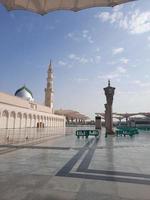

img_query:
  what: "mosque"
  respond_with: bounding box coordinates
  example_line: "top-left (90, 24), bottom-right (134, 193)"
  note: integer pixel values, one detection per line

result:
top-left (0, 62), bottom-right (65, 130)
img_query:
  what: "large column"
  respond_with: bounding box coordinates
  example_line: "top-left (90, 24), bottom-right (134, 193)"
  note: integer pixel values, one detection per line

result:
top-left (104, 80), bottom-right (115, 135)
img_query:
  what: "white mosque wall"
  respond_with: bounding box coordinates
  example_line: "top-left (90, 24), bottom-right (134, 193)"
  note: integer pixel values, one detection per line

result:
top-left (0, 92), bottom-right (66, 133)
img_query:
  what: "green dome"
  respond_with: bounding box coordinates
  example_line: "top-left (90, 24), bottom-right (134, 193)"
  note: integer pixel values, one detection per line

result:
top-left (15, 86), bottom-right (34, 101)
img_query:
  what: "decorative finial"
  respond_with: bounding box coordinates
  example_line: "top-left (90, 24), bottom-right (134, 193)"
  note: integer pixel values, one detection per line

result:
top-left (108, 80), bottom-right (110, 87)
top-left (48, 59), bottom-right (52, 71)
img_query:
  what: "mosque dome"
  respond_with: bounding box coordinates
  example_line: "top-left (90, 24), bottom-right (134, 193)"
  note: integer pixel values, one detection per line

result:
top-left (15, 86), bottom-right (34, 101)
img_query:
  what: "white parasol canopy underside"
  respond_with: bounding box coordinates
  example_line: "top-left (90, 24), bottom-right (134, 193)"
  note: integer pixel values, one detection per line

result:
top-left (0, 0), bottom-right (136, 14)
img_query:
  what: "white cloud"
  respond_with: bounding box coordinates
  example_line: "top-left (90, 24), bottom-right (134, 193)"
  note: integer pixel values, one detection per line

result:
top-left (107, 61), bottom-right (117, 65)
top-left (113, 47), bottom-right (124, 55)
top-left (120, 10), bottom-right (150, 34)
top-left (67, 30), bottom-right (94, 44)
top-left (95, 47), bottom-right (100, 52)
top-left (96, 11), bottom-right (123, 24)
top-left (117, 66), bottom-right (126, 73)
top-left (131, 64), bottom-right (137, 68)
top-left (133, 80), bottom-right (150, 87)
top-left (120, 58), bottom-right (129, 64)
top-left (68, 54), bottom-right (88, 64)
top-left (67, 32), bottom-right (79, 41)
top-left (133, 80), bottom-right (142, 84)
top-left (113, 4), bottom-right (124, 12)
top-left (98, 64), bottom-right (127, 81)
top-left (98, 73), bottom-right (119, 80)
top-left (145, 75), bottom-right (150, 79)
top-left (96, 9), bottom-right (150, 34)
top-left (97, 12), bottom-right (110, 22)
top-left (82, 30), bottom-right (94, 44)
top-left (58, 60), bottom-right (67, 66)
top-left (69, 54), bottom-right (77, 59)
top-left (79, 58), bottom-right (88, 64)
top-left (95, 55), bottom-right (101, 63)
top-left (68, 53), bottom-right (101, 65)
top-left (57, 51), bottom-right (102, 69)
top-left (75, 78), bottom-right (88, 83)
top-left (108, 57), bottom-right (129, 66)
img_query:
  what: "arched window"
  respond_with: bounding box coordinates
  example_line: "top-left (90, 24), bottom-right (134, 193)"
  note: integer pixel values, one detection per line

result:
top-left (22, 113), bottom-right (27, 128)
top-left (9, 111), bottom-right (16, 129)
top-left (2, 110), bottom-right (9, 117)
top-left (28, 114), bottom-right (32, 119)
top-left (17, 112), bottom-right (22, 119)
top-left (23, 113), bottom-right (27, 119)
top-left (1, 110), bottom-right (9, 129)
top-left (17, 112), bottom-right (22, 129)
top-left (10, 111), bottom-right (16, 118)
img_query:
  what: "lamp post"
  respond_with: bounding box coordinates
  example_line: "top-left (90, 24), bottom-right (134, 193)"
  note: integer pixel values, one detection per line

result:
top-left (104, 80), bottom-right (115, 135)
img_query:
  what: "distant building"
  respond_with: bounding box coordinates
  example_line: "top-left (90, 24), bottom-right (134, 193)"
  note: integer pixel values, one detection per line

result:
top-left (0, 62), bottom-right (65, 130)
top-left (55, 109), bottom-right (89, 124)
top-left (129, 117), bottom-right (150, 127)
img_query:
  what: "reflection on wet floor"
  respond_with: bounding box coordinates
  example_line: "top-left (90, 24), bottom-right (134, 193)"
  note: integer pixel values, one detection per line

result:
top-left (0, 126), bottom-right (95, 145)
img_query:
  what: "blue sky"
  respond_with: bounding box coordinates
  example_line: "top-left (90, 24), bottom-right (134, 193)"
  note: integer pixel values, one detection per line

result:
top-left (0, 0), bottom-right (150, 119)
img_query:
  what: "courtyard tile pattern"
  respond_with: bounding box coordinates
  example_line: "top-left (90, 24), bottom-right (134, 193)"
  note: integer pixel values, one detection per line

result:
top-left (0, 128), bottom-right (150, 199)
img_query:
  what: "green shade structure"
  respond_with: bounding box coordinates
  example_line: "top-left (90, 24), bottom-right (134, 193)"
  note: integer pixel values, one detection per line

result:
top-left (0, 0), bottom-right (136, 15)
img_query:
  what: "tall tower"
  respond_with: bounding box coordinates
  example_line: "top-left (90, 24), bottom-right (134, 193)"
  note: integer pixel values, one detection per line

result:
top-left (104, 80), bottom-right (115, 135)
top-left (45, 61), bottom-right (53, 111)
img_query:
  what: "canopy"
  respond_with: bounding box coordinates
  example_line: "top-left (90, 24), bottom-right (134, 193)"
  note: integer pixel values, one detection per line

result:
top-left (0, 0), bottom-right (136, 15)
top-left (55, 109), bottom-right (89, 120)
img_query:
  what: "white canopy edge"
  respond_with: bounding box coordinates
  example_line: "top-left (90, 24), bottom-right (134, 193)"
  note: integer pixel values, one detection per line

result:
top-left (0, 0), bottom-right (137, 15)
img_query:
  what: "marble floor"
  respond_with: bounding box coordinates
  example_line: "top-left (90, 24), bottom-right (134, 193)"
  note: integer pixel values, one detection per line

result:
top-left (0, 128), bottom-right (150, 200)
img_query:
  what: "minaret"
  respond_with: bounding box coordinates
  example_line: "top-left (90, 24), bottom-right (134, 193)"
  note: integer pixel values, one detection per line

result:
top-left (45, 61), bottom-right (53, 111)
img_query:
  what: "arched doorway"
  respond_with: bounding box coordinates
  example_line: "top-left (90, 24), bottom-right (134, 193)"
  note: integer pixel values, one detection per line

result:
top-left (1, 110), bottom-right (9, 129)
top-left (28, 114), bottom-right (32, 128)
top-left (33, 115), bottom-right (36, 127)
top-left (22, 113), bottom-right (27, 128)
top-left (17, 112), bottom-right (22, 129)
top-left (9, 111), bottom-right (16, 129)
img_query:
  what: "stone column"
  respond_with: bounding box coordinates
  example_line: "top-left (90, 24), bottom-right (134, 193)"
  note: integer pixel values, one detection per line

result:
top-left (104, 80), bottom-right (115, 135)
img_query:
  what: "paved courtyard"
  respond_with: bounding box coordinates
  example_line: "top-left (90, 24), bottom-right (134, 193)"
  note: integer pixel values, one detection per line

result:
top-left (0, 128), bottom-right (150, 200)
